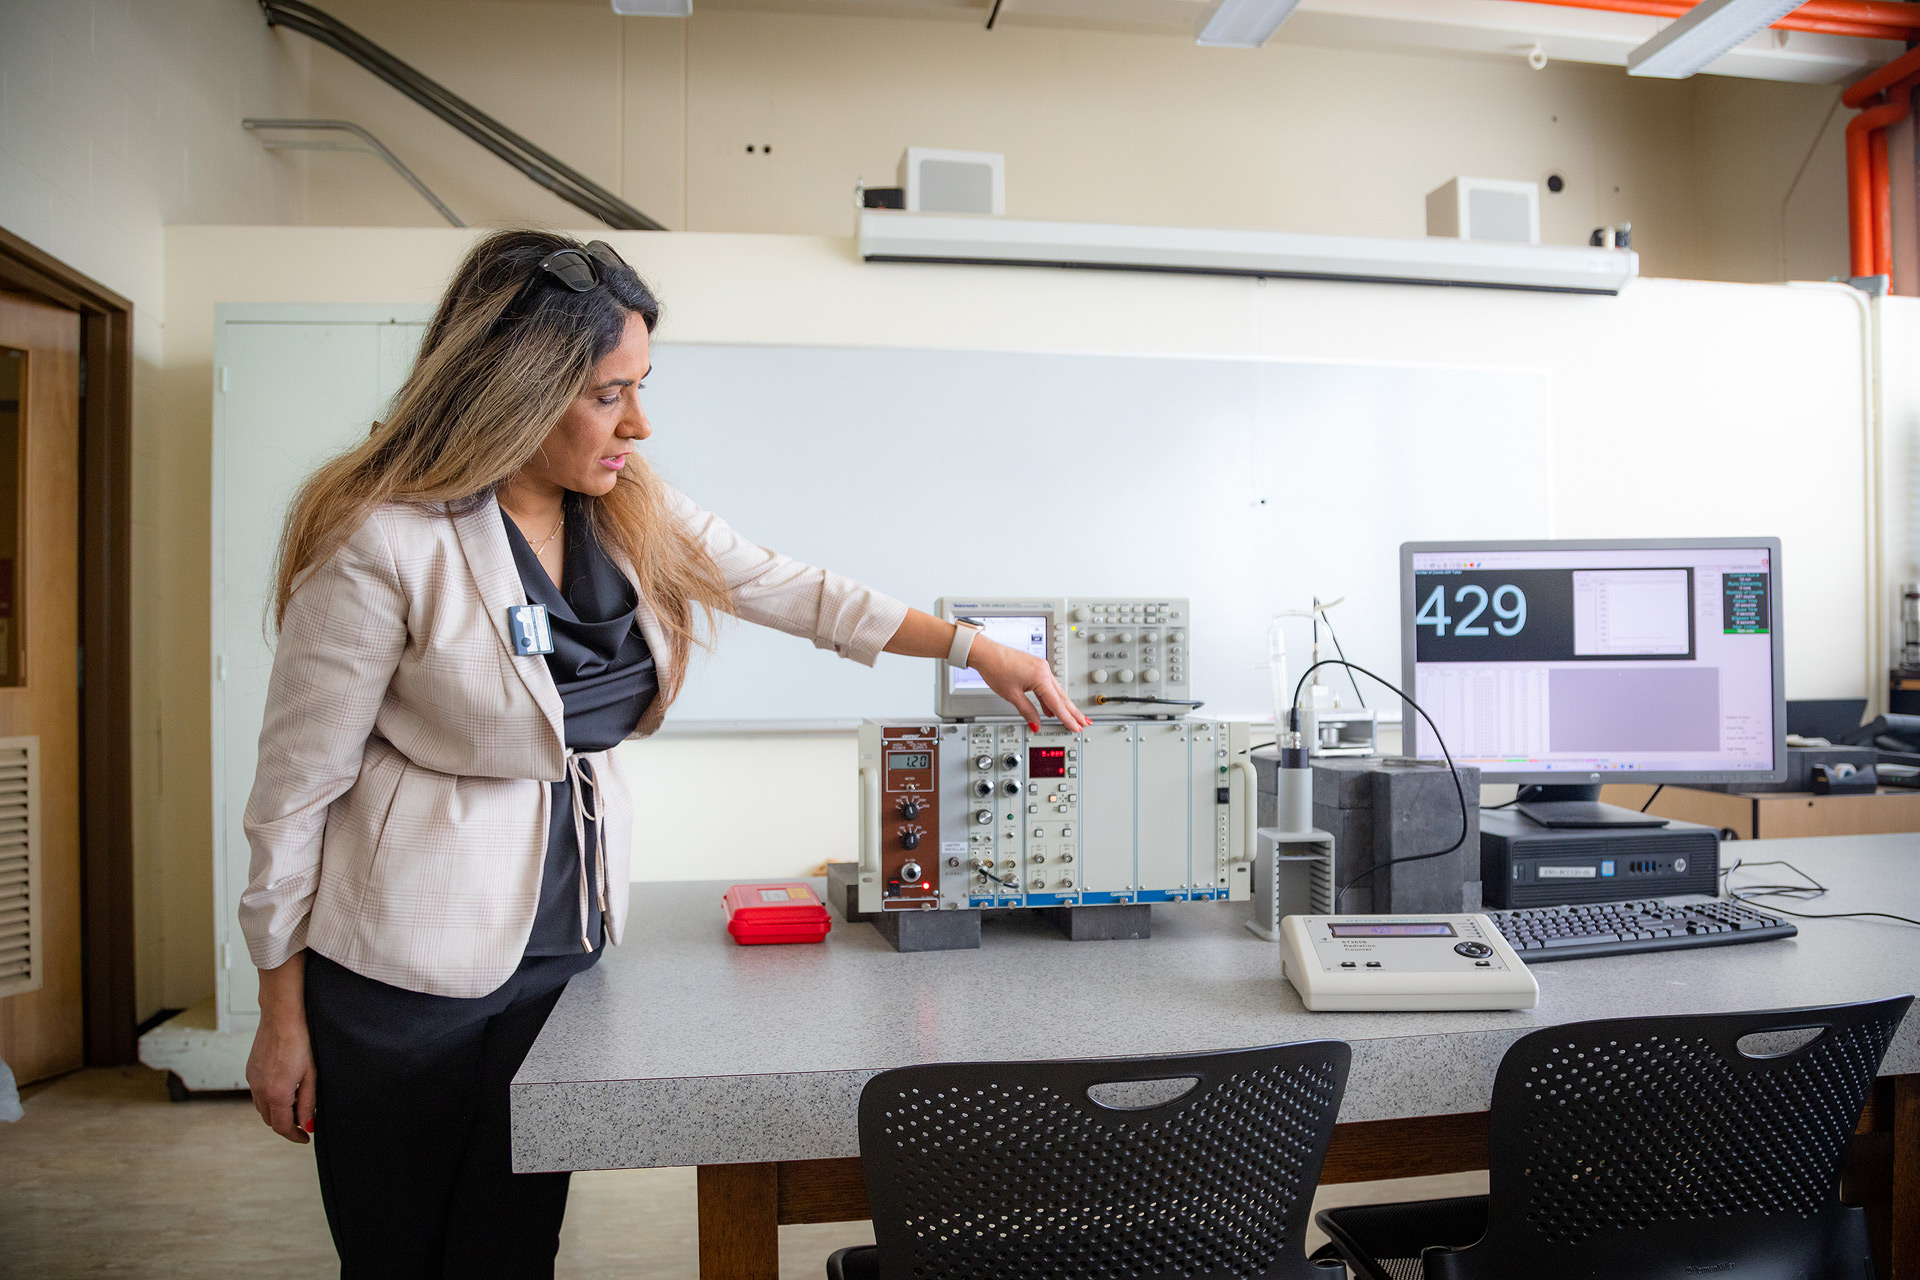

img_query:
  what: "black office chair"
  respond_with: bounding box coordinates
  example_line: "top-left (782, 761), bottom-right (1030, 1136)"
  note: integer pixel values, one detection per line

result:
top-left (1313, 996), bottom-right (1912, 1280)
top-left (827, 1041), bottom-right (1354, 1280)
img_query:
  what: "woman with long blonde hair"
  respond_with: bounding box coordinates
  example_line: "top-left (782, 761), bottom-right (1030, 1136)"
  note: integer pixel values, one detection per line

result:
top-left (240, 229), bottom-right (1087, 1274)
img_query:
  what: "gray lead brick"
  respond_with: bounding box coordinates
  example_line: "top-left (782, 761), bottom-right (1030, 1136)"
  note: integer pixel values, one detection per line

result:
top-left (1253, 750), bottom-right (1480, 915)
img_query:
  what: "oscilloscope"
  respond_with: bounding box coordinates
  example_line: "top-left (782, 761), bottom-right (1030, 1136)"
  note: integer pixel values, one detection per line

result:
top-left (935, 596), bottom-right (1195, 720)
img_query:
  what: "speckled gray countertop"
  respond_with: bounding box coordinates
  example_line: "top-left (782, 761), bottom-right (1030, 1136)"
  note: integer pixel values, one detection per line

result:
top-left (511, 833), bottom-right (1920, 1173)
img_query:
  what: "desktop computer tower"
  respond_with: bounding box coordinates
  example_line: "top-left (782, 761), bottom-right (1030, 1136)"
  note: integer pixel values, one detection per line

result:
top-left (1480, 809), bottom-right (1720, 908)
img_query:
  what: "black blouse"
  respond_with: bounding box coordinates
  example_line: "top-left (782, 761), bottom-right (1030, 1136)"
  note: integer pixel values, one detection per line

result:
top-left (503, 495), bottom-right (658, 956)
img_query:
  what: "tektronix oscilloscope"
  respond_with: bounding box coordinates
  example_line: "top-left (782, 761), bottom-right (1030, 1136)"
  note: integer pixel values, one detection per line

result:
top-left (934, 597), bottom-right (1196, 720)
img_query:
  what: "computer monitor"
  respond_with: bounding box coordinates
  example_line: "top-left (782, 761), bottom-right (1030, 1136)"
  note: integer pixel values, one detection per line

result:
top-left (1401, 539), bottom-right (1786, 824)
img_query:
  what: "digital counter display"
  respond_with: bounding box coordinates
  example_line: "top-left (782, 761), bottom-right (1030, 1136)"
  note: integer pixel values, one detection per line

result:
top-left (1029, 747), bottom-right (1067, 778)
top-left (886, 752), bottom-right (931, 770)
top-left (1328, 922), bottom-right (1457, 938)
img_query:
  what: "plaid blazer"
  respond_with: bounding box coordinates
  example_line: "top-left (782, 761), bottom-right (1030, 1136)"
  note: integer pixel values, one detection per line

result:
top-left (240, 489), bottom-right (908, 997)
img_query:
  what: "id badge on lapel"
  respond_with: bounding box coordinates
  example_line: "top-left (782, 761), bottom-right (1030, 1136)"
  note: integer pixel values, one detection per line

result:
top-left (508, 604), bottom-right (555, 656)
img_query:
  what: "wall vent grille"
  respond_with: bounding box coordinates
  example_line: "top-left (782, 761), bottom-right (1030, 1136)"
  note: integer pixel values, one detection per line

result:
top-left (0, 738), bottom-right (42, 999)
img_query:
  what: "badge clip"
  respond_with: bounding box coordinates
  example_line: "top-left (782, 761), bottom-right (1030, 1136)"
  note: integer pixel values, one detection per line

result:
top-left (508, 604), bottom-right (555, 656)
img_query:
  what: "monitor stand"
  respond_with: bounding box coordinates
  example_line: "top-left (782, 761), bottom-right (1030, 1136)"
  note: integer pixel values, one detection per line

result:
top-left (1515, 784), bottom-right (1670, 830)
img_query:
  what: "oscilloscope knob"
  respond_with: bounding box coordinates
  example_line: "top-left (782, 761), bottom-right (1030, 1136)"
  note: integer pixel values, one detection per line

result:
top-left (1090, 669), bottom-right (1110, 684)
top-left (1070, 608), bottom-right (1087, 622)
top-left (898, 797), bottom-right (923, 820)
top-left (1089, 631), bottom-right (1108, 644)
top-left (900, 861), bottom-right (924, 883)
top-left (1168, 629), bottom-right (1183, 642)
top-left (1142, 669), bottom-right (1160, 683)
top-left (899, 829), bottom-right (922, 851)
top-left (1114, 631), bottom-right (1133, 643)
top-left (1117, 668), bottom-right (1136, 683)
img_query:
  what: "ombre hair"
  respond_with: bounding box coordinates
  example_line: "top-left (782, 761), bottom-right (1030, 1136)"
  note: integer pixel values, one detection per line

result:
top-left (271, 228), bottom-right (731, 707)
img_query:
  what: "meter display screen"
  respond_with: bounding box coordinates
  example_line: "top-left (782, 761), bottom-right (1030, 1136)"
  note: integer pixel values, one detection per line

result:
top-left (1328, 922), bottom-right (1457, 938)
top-left (1029, 747), bottom-right (1067, 778)
top-left (886, 752), bottom-right (931, 770)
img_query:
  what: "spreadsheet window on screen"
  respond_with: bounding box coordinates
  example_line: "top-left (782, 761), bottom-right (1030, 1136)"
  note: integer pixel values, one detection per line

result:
top-left (1407, 545), bottom-right (1776, 777)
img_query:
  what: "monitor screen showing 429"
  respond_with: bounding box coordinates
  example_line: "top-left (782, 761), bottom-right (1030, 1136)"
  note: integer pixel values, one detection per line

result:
top-left (1404, 542), bottom-right (1779, 781)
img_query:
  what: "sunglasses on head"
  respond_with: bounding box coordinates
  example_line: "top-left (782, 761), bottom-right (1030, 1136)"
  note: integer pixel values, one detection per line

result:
top-left (537, 240), bottom-right (631, 292)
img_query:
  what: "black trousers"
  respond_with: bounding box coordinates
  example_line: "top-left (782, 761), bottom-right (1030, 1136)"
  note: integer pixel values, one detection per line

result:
top-left (304, 948), bottom-right (600, 1279)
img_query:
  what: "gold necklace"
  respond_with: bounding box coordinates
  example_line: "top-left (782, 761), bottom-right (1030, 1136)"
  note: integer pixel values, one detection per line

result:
top-left (528, 512), bottom-right (564, 555)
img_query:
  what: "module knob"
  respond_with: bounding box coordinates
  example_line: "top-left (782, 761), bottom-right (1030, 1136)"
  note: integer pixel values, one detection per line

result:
top-left (972, 779), bottom-right (992, 798)
top-left (974, 755), bottom-right (993, 772)
top-left (975, 808), bottom-right (993, 825)
top-left (1117, 669), bottom-right (1136, 683)
top-left (898, 797), bottom-right (922, 819)
top-left (1001, 779), bottom-right (1022, 797)
top-left (1001, 753), bottom-right (1021, 772)
top-left (899, 829), bottom-right (922, 850)
top-left (900, 861), bottom-right (923, 883)
top-left (1090, 669), bottom-right (1110, 685)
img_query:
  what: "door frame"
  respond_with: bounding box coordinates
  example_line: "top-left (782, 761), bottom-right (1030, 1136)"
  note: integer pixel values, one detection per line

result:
top-left (0, 226), bottom-right (135, 1066)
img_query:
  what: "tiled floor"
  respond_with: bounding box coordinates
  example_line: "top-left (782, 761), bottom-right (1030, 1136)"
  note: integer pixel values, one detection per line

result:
top-left (0, 1066), bottom-right (1486, 1278)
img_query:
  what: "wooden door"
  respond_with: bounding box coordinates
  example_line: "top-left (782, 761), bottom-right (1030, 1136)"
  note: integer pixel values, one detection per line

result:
top-left (0, 290), bottom-right (82, 1085)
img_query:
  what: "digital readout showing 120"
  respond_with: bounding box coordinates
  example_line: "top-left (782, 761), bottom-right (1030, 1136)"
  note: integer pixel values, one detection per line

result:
top-left (886, 752), bottom-right (931, 770)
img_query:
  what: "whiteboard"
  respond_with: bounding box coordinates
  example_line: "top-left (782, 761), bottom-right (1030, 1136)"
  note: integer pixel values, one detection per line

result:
top-left (639, 344), bottom-right (1551, 723)
top-left (212, 314), bottom-right (1550, 750)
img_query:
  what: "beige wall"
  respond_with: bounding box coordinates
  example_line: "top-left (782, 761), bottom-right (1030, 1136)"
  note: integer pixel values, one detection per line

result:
top-left (302, 0), bottom-right (1849, 283)
top-left (0, 0), bottom-right (310, 1022)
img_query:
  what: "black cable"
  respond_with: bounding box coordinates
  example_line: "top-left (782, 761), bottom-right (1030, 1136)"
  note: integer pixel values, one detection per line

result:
top-left (1639, 784), bottom-right (1665, 813)
top-left (1721, 857), bottom-right (1920, 927)
top-left (1316, 608), bottom-right (1366, 709)
top-left (1092, 695), bottom-right (1206, 709)
top-left (972, 860), bottom-right (1019, 890)
top-left (1287, 659), bottom-right (1468, 913)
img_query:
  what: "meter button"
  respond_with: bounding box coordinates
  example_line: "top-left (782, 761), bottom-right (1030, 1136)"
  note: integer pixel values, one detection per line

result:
top-left (1453, 941), bottom-right (1494, 959)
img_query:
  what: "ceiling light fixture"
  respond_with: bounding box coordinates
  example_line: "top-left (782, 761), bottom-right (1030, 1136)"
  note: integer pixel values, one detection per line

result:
top-left (1195, 0), bottom-right (1304, 49)
top-left (611, 0), bottom-right (691, 15)
top-left (1626, 0), bottom-right (1804, 78)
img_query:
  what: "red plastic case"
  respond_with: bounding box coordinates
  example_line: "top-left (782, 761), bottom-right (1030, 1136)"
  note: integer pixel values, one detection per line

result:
top-left (723, 882), bottom-right (832, 946)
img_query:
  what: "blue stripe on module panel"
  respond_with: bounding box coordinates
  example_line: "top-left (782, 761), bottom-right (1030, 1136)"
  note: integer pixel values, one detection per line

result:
top-left (1136, 889), bottom-right (1175, 903)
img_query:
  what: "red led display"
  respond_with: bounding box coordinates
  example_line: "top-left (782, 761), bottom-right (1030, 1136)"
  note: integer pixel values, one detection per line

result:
top-left (1029, 747), bottom-right (1067, 778)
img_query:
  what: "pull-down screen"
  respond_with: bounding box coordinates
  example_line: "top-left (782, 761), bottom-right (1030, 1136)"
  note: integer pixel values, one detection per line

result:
top-left (1407, 545), bottom-right (1776, 778)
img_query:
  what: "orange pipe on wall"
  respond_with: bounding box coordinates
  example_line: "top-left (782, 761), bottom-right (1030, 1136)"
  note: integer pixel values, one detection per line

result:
top-left (1844, 42), bottom-right (1920, 106)
top-left (1846, 93), bottom-right (1913, 278)
top-left (1515, 0), bottom-right (1917, 40)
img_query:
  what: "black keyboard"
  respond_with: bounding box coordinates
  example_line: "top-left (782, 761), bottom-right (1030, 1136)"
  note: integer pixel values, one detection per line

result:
top-left (1485, 898), bottom-right (1797, 962)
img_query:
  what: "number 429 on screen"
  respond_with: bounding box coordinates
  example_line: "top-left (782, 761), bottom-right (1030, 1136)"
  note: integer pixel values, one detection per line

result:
top-left (1417, 584), bottom-right (1526, 637)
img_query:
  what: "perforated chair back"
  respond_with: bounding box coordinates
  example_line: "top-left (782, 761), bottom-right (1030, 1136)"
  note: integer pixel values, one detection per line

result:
top-left (1428, 996), bottom-right (1912, 1280)
top-left (854, 1041), bottom-right (1352, 1280)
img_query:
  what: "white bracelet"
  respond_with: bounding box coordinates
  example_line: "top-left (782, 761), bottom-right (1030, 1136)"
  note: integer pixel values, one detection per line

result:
top-left (947, 621), bottom-right (980, 668)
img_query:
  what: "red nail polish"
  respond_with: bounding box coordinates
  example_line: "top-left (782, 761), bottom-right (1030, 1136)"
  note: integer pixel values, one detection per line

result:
top-left (305, 1118), bottom-right (315, 1133)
